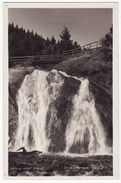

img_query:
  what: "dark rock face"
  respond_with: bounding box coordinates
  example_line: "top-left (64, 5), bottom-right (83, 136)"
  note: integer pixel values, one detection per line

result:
top-left (9, 99), bottom-right (18, 147)
top-left (89, 82), bottom-right (112, 147)
top-left (9, 80), bottom-right (24, 147)
top-left (46, 73), bottom-right (81, 152)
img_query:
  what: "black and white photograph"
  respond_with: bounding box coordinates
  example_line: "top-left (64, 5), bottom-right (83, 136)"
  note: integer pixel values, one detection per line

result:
top-left (4, 2), bottom-right (119, 178)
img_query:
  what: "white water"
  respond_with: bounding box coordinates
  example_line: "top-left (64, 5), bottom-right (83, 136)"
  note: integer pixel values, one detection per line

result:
top-left (65, 78), bottom-right (108, 154)
top-left (13, 70), bottom-right (49, 151)
top-left (12, 69), bottom-right (108, 154)
top-left (12, 69), bottom-right (64, 152)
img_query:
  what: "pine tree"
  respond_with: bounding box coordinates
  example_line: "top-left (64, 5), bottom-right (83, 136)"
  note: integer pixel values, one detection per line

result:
top-left (51, 36), bottom-right (56, 45)
top-left (59, 26), bottom-right (73, 53)
top-left (100, 26), bottom-right (112, 62)
top-left (8, 23), bottom-right (81, 57)
top-left (50, 36), bottom-right (56, 54)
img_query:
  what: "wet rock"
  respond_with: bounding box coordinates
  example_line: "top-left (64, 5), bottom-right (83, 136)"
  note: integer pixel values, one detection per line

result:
top-left (89, 70), bottom-right (112, 147)
top-left (9, 99), bottom-right (18, 148)
top-left (46, 74), bottom-right (81, 152)
top-left (9, 152), bottom-right (113, 176)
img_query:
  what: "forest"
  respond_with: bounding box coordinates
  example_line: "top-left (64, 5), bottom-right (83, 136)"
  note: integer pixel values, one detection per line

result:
top-left (8, 23), bottom-right (80, 57)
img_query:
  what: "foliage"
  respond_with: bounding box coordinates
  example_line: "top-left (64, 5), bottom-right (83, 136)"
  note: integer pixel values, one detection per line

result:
top-left (59, 26), bottom-right (73, 53)
top-left (8, 23), bottom-right (80, 57)
top-left (100, 27), bottom-right (112, 62)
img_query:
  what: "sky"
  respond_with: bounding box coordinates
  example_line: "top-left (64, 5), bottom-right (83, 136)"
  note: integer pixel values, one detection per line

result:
top-left (9, 8), bottom-right (112, 45)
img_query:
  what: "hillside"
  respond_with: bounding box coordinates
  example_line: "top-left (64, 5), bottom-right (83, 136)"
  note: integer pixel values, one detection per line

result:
top-left (54, 51), bottom-right (112, 95)
top-left (54, 52), bottom-right (112, 147)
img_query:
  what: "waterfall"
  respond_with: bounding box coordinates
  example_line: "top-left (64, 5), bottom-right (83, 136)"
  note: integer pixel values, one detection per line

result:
top-left (65, 78), bottom-right (108, 154)
top-left (12, 70), bottom-right (50, 151)
top-left (12, 69), bottom-right (64, 152)
top-left (12, 69), bottom-right (108, 154)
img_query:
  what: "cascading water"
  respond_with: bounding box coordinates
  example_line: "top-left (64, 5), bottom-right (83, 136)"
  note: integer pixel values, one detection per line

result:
top-left (12, 70), bottom-right (50, 151)
top-left (12, 69), bottom-right (64, 152)
top-left (12, 69), bottom-right (108, 155)
top-left (65, 78), bottom-right (108, 154)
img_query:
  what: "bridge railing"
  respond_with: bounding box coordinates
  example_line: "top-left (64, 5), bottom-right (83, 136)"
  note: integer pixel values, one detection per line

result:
top-left (63, 41), bottom-right (102, 59)
top-left (63, 46), bottom-right (82, 58)
top-left (9, 41), bottom-right (102, 65)
top-left (82, 41), bottom-right (102, 50)
top-left (9, 54), bottom-right (63, 65)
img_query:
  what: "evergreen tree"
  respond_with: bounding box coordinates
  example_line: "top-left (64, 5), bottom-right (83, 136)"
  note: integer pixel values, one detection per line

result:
top-left (100, 26), bottom-right (112, 62)
top-left (59, 26), bottom-right (73, 53)
top-left (50, 36), bottom-right (56, 54)
top-left (45, 37), bottom-right (52, 54)
top-left (45, 37), bottom-right (50, 47)
top-left (56, 40), bottom-right (61, 54)
top-left (8, 23), bottom-right (81, 57)
top-left (51, 36), bottom-right (56, 45)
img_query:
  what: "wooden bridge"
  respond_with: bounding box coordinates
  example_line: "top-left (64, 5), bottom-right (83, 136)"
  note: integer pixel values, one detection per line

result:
top-left (9, 54), bottom-right (63, 66)
top-left (9, 41), bottom-right (102, 66)
top-left (63, 41), bottom-right (102, 59)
